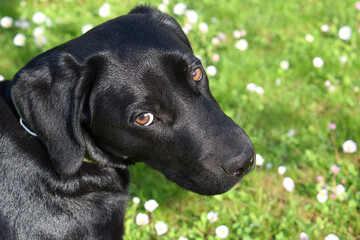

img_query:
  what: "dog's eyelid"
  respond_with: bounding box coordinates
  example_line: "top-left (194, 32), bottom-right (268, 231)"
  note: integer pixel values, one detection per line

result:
top-left (191, 57), bottom-right (202, 65)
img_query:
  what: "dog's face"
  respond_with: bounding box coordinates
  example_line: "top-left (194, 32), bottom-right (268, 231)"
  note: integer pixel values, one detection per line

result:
top-left (11, 6), bottom-right (255, 195)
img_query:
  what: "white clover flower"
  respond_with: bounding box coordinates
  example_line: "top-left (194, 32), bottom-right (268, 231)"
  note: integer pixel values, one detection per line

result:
top-left (233, 29), bottom-right (242, 39)
top-left (0, 75), bottom-right (4, 81)
top-left (255, 86), bottom-right (264, 95)
top-left (33, 26), bottom-right (44, 37)
top-left (13, 33), bottom-right (26, 47)
top-left (335, 184), bottom-right (345, 196)
top-left (135, 213), bottom-right (149, 226)
top-left (14, 20), bottom-right (21, 27)
top-left (182, 23), bottom-right (193, 34)
top-left (144, 199), bottom-right (159, 212)
top-left (354, 86), bottom-right (359, 92)
top-left (155, 221), bottom-right (168, 235)
top-left (266, 162), bottom-right (273, 169)
top-left (235, 39), bottom-right (248, 51)
top-left (280, 60), bottom-right (290, 70)
top-left (82, 24), bottom-right (93, 34)
top-left (199, 22), bottom-right (209, 34)
top-left (173, 3), bottom-right (187, 15)
top-left (313, 57), bottom-right (324, 68)
top-left (321, 24), bottom-right (330, 33)
top-left (179, 237), bottom-right (188, 240)
top-left (185, 10), bottom-right (198, 23)
top-left (212, 37), bottom-right (220, 46)
top-left (277, 166), bottom-right (287, 175)
top-left (163, 0), bottom-right (170, 5)
top-left (276, 78), bottom-right (281, 86)
top-left (283, 177), bottom-right (295, 192)
top-left (132, 197), bottom-right (140, 205)
top-left (246, 83), bottom-right (257, 92)
top-left (330, 165), bottom-right (340, 174)
top-left (324, 234), bottom-right (340, 240)
top-left (339, 56), bottom-right (347, 63)
top-left (45, 17), bottom-right (52, 27)
top-left (32, 12), bottom-right (46, 24)
top-left (1, 16), bottom-right (13, 28)
top-left (255, 153), bottom-right (264, 166)
top-left (305, 34), bottom-right (314, 42)
top-left (158, 3), bottom-right (166, 12)
top-left (240, 29), bottom-right (247, 37)
top-left (287, 128), bottom-right (295, 137)
top-left (206, 65), bottom-right (217, 77)
top-left (218, 32), bottom-right (227, 41)
top-left (35, 35), bottom-right (47, 47)
top-left (300, 232), bottom-right (309, 240)
top-left (329, 123), bottom-right (337, 130)
top-left (338, 26), bottom-right (352, 41)
top-left (184, 23), bottom-right (193, 31)
top-left (317, 189), bottom-right (328, 203)
top-left (206, 211), bottom-right (218, 223)
top-left (211, 54), bottom-right (220, 63)
top-left (215, 225), bottom-right (229, 239)
top-left (20, 20), bottom-right (30, 29)
top-left (342, 140), bottom-right (357, 153)
top-left (328, 85), bottom-right (336, 92)
top-left (324, 80), bottom-right (331, 87)
top-left (99, 3), bottom-right (111, 18)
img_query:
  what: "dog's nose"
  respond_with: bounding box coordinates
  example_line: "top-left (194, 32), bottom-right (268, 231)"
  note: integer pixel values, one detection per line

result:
top-left (222, 149), bottom-right (255, 178)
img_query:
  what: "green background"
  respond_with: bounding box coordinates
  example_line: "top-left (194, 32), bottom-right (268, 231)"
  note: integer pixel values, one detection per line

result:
top-left (0, 0), bottom-right (359, 239)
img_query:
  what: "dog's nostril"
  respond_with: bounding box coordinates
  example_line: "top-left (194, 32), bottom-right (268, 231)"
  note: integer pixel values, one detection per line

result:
top-left (222, 161), bottom-right (251, 178)
top-left (222, 149), bottom-right (255, 177)
top-left (233, 168), bottom-right (246, 177)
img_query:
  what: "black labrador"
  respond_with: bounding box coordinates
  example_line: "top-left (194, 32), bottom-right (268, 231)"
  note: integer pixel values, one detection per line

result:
top-left (0, 6), bottom-right (255, 239)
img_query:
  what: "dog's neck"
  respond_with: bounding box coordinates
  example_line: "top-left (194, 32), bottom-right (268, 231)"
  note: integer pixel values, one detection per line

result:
top-left (17, 116), bottom-right (103, 166)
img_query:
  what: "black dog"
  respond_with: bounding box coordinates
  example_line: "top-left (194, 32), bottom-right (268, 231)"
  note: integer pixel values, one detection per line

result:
top-left (0, 6), bottom-right (255, 239)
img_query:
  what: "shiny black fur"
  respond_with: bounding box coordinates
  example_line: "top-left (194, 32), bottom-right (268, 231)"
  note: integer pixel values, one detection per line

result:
top-left (0, 6), bottom-right (255, 239)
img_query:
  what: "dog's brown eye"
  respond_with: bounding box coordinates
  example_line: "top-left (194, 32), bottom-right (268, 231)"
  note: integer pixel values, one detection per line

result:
top-left (192, 68), bottom-right (202, 82)
top-left (135, 113), bottom-right (156, 127)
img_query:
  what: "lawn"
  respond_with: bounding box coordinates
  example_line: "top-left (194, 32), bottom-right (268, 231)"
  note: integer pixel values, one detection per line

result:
top-left (0, 0), bottom-right (359, 239)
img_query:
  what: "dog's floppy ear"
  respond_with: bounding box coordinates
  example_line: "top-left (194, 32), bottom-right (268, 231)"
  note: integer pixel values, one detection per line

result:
top-left (11, 50), bottom-right (105, 176)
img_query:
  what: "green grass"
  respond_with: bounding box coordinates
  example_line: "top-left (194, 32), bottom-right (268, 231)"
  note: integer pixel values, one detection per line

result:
top-left (1, 0), bottom-right (359, 239)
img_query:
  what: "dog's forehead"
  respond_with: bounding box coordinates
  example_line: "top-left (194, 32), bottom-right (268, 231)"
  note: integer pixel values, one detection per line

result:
top-left (79, 12), bottom-right (191, 55)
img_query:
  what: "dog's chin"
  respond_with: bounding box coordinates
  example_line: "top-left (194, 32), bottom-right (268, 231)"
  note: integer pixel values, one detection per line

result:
top-left (183, 183), bottom-right (236, 196)
top-left (161, 172), bottom-right (242, 196)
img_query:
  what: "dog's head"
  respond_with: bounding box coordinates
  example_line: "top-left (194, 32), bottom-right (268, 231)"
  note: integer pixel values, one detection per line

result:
top-left (11, 6), bottom-right (255, 195)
